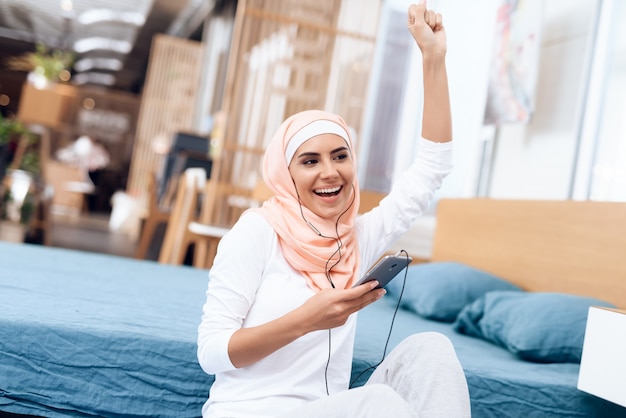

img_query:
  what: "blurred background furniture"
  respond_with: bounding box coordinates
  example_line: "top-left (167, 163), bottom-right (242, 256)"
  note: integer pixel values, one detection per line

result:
top-left (158, 168), bottom-right (207, 265)
top-left (44, 160), bottom-right (86, 217)
top-left (157, 132), bottom-right (212, 199)
top-left (133, 172), bottom-right (171, 260)
top-left (159, 131), bottom-right (212, 203)
top-left (134, 131), bottom-right (212, 261)
top-left (358, 189), bottom-right (385, 214)
top-left (578, 306), bottom-right (626, 408)
top-left (185, 178), bottom-right (273, 268)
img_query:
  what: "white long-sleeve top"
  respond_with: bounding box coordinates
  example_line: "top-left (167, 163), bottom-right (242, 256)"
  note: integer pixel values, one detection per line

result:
top-left (197, 138), bottom-right (452, 418)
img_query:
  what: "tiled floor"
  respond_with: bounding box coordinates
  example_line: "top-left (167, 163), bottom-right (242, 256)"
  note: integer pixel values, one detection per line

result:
top-left (47, 212), bottom-right (138, 258)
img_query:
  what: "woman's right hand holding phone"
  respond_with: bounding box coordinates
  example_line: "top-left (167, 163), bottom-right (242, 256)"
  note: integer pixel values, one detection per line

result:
top-left (296, 280), bottom-right (385, 332)
top-left (228, 280), bottom-right (384, 368)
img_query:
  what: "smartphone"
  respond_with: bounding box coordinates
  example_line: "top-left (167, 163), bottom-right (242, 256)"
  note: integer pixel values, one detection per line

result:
top-left (352, 252), bottom-right (412, 289)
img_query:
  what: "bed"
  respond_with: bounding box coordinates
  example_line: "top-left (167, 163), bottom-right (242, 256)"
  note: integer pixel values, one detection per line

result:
top-left (353, 198), bottom-right (626, 417)
top-left (1, 198), bottom-right (625, 417)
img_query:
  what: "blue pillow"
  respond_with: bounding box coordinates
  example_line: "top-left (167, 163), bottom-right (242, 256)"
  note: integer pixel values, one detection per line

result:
top-left (385, 262), bottom-right (521, 322)
top-left (453, 291), bottom-right (615, 363)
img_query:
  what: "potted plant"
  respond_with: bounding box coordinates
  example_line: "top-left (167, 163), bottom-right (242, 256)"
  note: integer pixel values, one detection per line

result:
top-left (0, 114), bottom-right (40, 242)
top-left (0, 114), bottom-right (39, 178)
top-left (6, 43), bottom-right (74, 86)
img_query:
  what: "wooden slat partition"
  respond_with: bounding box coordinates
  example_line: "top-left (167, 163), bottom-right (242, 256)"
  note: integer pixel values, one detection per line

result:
top-left (431, 198), bottom-right (626, 307)
top-left (127, 35), bottom-right (206, 213)
top-left (205, 0), bottom-right (381, 229)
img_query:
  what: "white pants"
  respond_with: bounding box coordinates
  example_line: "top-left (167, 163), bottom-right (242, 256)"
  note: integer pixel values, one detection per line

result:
top-left (282, 332), bottom-right (471, 418)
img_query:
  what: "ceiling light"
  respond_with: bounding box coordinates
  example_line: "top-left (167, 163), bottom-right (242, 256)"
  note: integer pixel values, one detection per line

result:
top-left (73, 72), bottom-right (116, 86)
top-left (73, 38), bottom-right (132, 54)
top-left (0, 94), bottom-right (11, 107)
top-left (78, 9), bottom-right (146, 26)
top-left (82, 98), bottom-right (96, 110)
top-left (58, 69), bottom-right (72, 82)
top-left (60, 0), bottom-right (73, 12)
top-left (74, 57), bottom-right (124, 72)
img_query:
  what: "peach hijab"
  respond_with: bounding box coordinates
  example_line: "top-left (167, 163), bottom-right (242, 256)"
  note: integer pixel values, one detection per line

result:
top-left (253, 110), bottom-right (361, 291)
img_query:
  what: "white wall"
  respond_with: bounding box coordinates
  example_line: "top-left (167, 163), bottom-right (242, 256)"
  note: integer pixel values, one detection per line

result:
top-left (384, 0), bottom-right (500, 199)
top-left (388, 0), bottom-right (603, 257)
top-left (488, 0), bottom-right (601, 200)
top-left (389, 0), bottom-right (602, 201)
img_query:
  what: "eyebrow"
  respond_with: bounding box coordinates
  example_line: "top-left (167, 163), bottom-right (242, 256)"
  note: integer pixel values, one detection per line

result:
top-left (296, 146), bottom-right (349, 159)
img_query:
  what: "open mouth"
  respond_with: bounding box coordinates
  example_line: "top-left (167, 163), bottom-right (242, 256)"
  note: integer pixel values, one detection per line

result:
top-left (314, 185), bottom-right (342, 197)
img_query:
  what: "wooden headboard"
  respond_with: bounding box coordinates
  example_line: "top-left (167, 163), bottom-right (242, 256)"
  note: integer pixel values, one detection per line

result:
top-left (431, 199), bottom-right (626, 308)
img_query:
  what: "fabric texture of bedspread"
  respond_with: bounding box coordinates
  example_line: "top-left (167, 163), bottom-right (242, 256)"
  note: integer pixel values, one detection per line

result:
top-left (0, 242), bottom-right (213, 418)
top-left (3, 242), bottom-right (626, 418)
top-left (353, 296), bottom-right (626, 418)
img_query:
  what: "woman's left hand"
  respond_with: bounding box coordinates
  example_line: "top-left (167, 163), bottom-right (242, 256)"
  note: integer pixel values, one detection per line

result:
top-left (407, 1), bottom-right (447, 59)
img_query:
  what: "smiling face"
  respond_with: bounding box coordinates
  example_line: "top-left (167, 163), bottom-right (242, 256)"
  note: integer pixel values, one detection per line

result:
top-left (288, 133), bottom-right (356, 221)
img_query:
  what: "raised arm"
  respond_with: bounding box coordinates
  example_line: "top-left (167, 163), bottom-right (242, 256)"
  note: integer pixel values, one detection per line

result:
top-left (408, 1), bottom-right (451, 143)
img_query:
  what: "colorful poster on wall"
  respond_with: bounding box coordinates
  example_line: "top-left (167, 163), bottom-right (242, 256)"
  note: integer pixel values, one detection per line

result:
top-left (483, 0), bottom-right (543, 125)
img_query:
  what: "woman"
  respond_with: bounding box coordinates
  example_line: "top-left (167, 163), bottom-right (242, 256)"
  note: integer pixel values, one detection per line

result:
top-left (198, 2), bottom-right (471, 417)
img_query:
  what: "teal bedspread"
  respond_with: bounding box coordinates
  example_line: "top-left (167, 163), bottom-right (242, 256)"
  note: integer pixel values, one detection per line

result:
top-left (1, 242), bottom-right (624, 417)
top-left (0, 242), bottom-right (213, 417)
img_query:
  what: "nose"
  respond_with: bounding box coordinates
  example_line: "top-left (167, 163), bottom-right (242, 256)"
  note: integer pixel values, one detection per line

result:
top-left (320, 159), bottom-right (339, 179)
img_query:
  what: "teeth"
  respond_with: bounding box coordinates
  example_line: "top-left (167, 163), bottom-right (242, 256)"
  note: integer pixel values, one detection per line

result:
top-left (315, 186), bottom-right (341, 194)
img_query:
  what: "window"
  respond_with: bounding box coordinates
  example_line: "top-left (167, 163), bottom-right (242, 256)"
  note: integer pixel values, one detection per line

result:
top-left (574, 0), bottom-right (626, 202)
